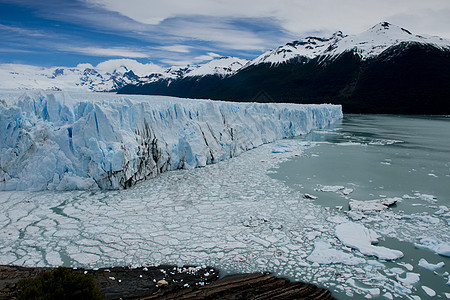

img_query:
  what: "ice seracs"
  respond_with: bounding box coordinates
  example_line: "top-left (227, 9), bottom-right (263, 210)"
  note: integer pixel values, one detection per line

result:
top-left (0, 91), bottom-right (342, 191)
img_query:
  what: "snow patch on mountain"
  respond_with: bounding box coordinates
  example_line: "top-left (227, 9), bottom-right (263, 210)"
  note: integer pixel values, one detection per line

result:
top-left (0, 91), bottom-right (342, 191)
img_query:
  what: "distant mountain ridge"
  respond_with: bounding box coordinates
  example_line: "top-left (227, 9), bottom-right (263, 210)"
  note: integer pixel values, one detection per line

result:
top-left (0, 56), bottom-right (248, 92)
top-left (1, 22), bottom-right (449, 114)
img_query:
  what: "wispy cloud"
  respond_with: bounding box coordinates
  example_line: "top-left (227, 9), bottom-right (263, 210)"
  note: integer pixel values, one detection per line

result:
top-left (158, 45), bottom-right (192, 53)
top-left (194, 52), bottom-right (221, 62)
top-left (159, 17), bottom-right (272, 51)
top-left (0, 23), bottom-right (45, 37)
top-left (60, 46), bottom-right (150, 58)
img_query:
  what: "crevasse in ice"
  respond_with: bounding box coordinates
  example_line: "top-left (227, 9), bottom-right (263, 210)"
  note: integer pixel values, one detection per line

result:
top-left (0, 91), bottom-right (342, 190)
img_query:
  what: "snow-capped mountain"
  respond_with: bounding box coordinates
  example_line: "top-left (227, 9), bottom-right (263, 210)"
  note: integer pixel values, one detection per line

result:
top-left (0, 59), bottom-right (164, 92)
top-left (120, 22), bottom-right (450, 115)
top-left (184, 57), bottom-right (249, 77)
top-left (246, 22), bottom-right (449, 67)
top-left (0, 56), bottom-right (249, 92)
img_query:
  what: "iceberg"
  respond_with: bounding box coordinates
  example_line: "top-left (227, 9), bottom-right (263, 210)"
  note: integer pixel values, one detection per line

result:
top-left (0, 91), bottom-right (342, 190)
top-left (306, 239), bottom-right (365, 265)
top-left (418, 258), bottom-right (445, 271)
top-left (335, 222), bottom-right (404, 260)
top-left (415, 237), bottom-right (450, 257)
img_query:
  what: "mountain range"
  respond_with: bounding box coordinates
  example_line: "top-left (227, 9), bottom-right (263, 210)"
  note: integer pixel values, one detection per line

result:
top-left (1, 22), bottom-right (449, 114)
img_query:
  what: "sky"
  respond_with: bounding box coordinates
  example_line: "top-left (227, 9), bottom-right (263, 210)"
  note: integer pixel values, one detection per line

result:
top-left (1, 0), bottom-right (449, 68)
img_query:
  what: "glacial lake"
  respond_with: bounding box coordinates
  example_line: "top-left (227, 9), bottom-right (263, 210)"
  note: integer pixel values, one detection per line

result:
top-left (0, 114), bottom-right (449, 299)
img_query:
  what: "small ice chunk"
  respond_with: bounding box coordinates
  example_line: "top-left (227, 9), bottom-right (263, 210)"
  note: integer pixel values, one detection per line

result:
top-left (335, 222), bottom-right (403, 260)
top-left (327, 216), bottom-right (348, 224)
top-left (390, 267), bottom-right (405, 275)
top-left (242, 216), bottom-right (268, 227)
top-left (421, 286), bottom-right (436, 297)
top-left (415, 237), bottom-right (450, 257)
top-left (346, 278), bottom-right (380, 297)
top-left (397, 262), bottom-right (414, 271)
top-left (317, 185), bottom-right (345, 192)
top-left (397, 272), bottom-right (420, 285)
top-left (303, 193), bottom-right (318, 199)
top-left (342, 188), bottom-right (354, 195)
top-left (418, 258), bottom-right (445, 270)
top-left (414, 193), bottom-right (437, 203)
top-left (349, 198), bottom-right (399, 213)
top-left (307, 239), bottom-right (365, 265)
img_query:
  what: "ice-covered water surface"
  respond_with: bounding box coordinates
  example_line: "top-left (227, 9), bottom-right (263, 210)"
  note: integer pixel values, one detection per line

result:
top-left (271, 114), bottom-right (450, 299)
top-left (0, 114), bottom-right (449, 299)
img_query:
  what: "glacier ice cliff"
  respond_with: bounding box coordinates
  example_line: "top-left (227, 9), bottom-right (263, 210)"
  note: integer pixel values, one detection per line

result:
top-left (0, 91), bottom-right (342, 190)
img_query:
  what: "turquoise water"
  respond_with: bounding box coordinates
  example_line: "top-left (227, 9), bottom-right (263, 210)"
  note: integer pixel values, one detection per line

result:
top-left (270, 114), bottom-right (450, 299)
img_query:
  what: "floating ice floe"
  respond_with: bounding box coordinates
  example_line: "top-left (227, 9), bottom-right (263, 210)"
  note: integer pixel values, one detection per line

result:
top-left (422, 286), bottom-right (436, 297)
top-left (317, 185), bottom-right (345, 192)
top-left (415, 237), bottom-right (450, 257)
top-left (307, 239), bottom-right (365, 265)
top-left (418, 258), bottom-right (445, 271)
top-left (396, 272), bottom-right (420, 285)
top-left (414, 193), bottom-right (437, 203)
top-left (347, 197), bottom-right (399, 220)
top-left (346, 278), bottom-right (380, 297)
top-left (342, 188), bottom-right (353, 195)
top-left (404, 214), bottom-right (441, 224)
top-left (349, 197), bottom-right (399, 213)
top-left (335, 222), bottom-right (403, 260)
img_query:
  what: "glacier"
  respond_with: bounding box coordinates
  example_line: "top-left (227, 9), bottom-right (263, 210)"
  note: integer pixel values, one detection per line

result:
top-left (0, 91), bottom-right (342, 191)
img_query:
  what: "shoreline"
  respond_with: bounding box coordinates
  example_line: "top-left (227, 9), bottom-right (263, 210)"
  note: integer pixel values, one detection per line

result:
top-left (0, 265), bottom-right (333, 299)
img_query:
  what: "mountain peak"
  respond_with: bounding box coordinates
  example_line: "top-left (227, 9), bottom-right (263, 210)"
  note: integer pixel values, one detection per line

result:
top-left (184, 56), bottom-right (249, 78)
top-left (245, 22), bottom-right (449, 67)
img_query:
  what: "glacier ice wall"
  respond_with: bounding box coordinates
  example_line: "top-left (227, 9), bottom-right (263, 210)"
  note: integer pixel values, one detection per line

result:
top-left (0, 91), bottom-right (342, 190)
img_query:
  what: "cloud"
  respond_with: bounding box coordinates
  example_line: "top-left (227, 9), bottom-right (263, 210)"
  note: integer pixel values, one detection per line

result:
top-left (60, 46), bottom-right (150, 58)
top-left (193, 52), bottom-right (221, 62)
top-left (0, 24), bottom-right (45, 37)
top-left (158, 45), bottom-right (192, 53)
top-left (87, 0), bottom-right (450, 38)
top-left (95, 58), bottom-right (165, 75)
top-left (159, 17), bottom-right (272, 51)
